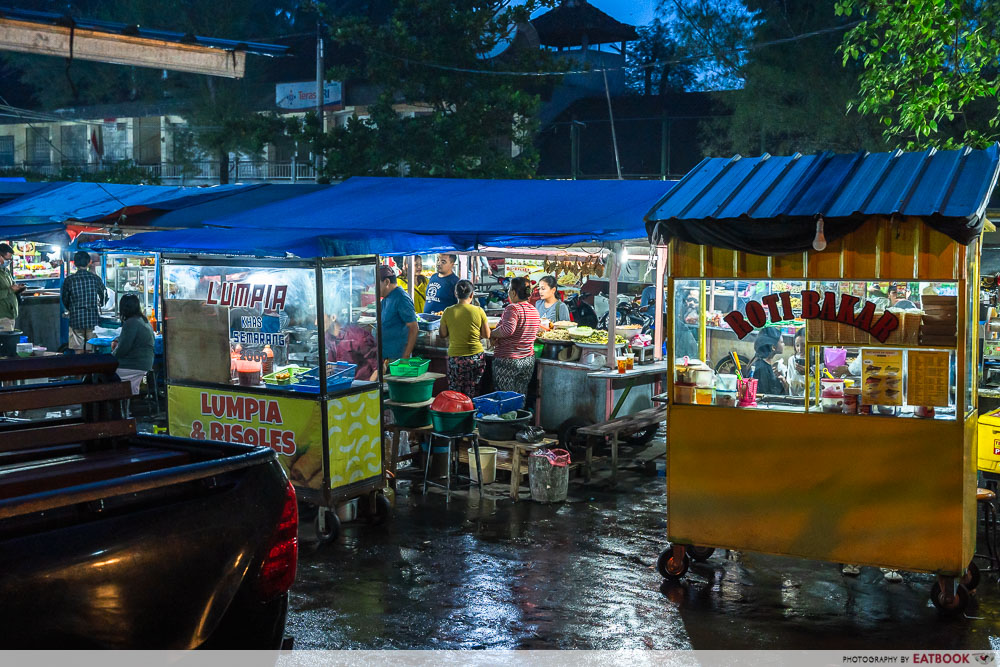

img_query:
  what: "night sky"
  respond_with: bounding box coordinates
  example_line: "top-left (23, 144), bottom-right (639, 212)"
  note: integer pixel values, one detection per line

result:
top-left (529, 0), bottom-right (659, 27)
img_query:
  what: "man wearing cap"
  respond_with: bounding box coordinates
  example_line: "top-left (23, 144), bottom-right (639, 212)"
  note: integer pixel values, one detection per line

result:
top-left (379, 264), bottom-right (418, 364)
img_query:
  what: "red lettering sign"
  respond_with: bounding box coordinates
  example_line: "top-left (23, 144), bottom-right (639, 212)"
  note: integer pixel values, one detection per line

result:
top-left (723, 290), bottom-right (899, 341)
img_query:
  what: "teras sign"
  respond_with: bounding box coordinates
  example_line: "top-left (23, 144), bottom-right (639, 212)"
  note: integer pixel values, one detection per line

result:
top-left (724, 291), bottom-right (899, 343)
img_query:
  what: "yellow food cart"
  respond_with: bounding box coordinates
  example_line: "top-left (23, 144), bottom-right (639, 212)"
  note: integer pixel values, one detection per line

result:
top-left (645, 145), bottom-right (1000, 614)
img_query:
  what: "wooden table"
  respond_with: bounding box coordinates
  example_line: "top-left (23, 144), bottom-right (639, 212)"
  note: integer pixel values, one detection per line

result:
top-left (576, 405), bottom-right (666, 483)
top-left (382, 423), bottom-right (431, 489)
top-left (474, 436), bottom-right (558, 501)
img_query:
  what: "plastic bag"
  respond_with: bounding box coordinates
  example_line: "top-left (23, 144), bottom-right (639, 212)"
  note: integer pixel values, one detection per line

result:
top-left (516, 426), bottom-right (545, 443)
top-left (530, 448), bottom-right (571, 467)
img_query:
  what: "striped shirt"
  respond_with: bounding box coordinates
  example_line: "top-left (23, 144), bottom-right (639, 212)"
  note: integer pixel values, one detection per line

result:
top-left (493, 302), bottom-right (541, 359)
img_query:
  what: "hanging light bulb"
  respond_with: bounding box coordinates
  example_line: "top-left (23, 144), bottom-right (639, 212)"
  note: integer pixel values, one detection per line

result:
top-left (812, 216), bottom-right (827, 252)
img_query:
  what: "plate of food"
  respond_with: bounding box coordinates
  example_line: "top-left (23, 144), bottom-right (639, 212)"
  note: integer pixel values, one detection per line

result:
top-left (567, 326), bottom-right (595, 340)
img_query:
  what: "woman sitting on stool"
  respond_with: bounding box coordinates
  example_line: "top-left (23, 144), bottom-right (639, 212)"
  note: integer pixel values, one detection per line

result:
top-left (112, 294), bottom-right (155, 405)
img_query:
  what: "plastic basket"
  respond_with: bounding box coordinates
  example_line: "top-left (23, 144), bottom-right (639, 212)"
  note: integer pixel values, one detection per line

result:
top-left (389, 357), bottom-right (431, 377)
top-left (296, 362), bottom-right (357, 393)
top-left (262, 365), bottom-right (311, 390)
top-left (472, 391), bottom-right (525, 416)
top-left (430, 409), bottom-right (475, 435)
top-left (390, 403), bottom-right (432, 428)
top-left (387, 377), bottom-right (435, 403)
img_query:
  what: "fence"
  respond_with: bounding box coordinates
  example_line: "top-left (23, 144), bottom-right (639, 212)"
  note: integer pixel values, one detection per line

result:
top-left (4, 160), bottom-right (319, 184)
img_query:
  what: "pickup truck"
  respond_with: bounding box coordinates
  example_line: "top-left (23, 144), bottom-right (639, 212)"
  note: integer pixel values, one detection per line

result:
top-left (0, 354), bottom-right (297, 649)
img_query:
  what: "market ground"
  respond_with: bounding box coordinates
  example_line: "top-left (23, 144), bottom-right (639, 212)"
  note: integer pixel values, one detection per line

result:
top-left (286, 449), bottom-right (1000, 650)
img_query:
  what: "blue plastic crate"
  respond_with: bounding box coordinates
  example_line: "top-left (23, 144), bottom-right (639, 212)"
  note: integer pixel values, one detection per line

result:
top-left (472, 391), bottom-right (525, 416)
top-left (296, 362), bottom-right (357, 393)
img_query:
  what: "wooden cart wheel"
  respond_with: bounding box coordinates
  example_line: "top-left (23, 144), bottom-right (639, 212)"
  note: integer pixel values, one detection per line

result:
top-left (929, 581), bottom-right (970, 616)
top-left (689, 546), bottom-right (716, 562)
top-left (657, 546), bottom-right (690, 580)
top-left (962, 561), bottom-right (981, 594)
top-left (315, 508), bottom-right (340, 544)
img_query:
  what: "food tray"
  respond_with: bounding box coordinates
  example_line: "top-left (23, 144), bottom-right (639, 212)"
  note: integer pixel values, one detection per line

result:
top-left (389, 357), bottom-right (431, 377)
top-left (263, 365), bottom-right (311, 388)
top-left (296, 362), bottom-right (357, 392)
top-left (574, 341), bottom-right (625, 350)
top-left (473, 391), bottom-right (525, 416)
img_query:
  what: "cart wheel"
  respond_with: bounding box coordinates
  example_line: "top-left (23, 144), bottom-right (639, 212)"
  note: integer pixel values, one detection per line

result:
top-left (962, 561), bottom-right (981, 594)
top-left (368, 492), bottom-right (392, 526)
top-left (297, 501), bottom-right (319, 523)
top-left (657, 547), bottom-right (690, 580)
top-left (929, 581), bottom-right (970, 616)
top-left (315, 509), bottom-right (340, 544)
top-left (689, 546), bottom-right (716, 562)
top-left (626, 424), bottom-right (659, 447)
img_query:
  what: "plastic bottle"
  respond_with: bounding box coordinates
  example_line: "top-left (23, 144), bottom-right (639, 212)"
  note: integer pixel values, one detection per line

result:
top-left (262, 344), bottom-right (274, 375)
top-left (148, 310), bottom-right (158, 332)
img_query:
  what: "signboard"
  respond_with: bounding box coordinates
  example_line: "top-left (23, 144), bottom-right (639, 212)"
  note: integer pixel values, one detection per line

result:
top-left (168, 385), bottom-right (325, 489)
top-left (861, 349), bottom-right (903, 406)
top-left (276, 81), bottom-right (343, 110)
top-left (205, 278), bottom-right (290, 363)
top-left (724, 290), bottom-right (899, 343)
top-left (907, 350), bottom-right (951, 407)
top-left (327, 390), bottom-right (382, 490)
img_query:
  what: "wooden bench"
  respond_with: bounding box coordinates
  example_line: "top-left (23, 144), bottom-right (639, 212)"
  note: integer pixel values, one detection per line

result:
top-left (577, 406), bottom-right (666, 484)
top-left (0, 354), bottom-right (190, 501)
top-left (382, 423), bottom-right (432, 489)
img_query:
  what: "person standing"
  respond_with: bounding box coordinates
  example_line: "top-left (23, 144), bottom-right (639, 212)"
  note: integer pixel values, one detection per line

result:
top-left (423, 254), bottom-right (460, 314)
top-left (440, 279), bottom-right (490, 398)
top-left (534, 275), bottom-right (570, 324)
top-left (111, 294), bottom-right (155, 395)
top-left (379, 265), bottom-right (418, 364)
top-left (491, 277), bottom-right (541, 395)
top-left (397, 256), bottom-right (428, 313)
top-left (61, 250), bottom-right (107, 351)
top-left (0, 243), bottom-right (25, 331)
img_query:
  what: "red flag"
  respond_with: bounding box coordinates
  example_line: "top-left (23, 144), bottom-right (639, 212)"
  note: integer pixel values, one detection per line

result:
top-left (90, 130), bottom-right (103, 158)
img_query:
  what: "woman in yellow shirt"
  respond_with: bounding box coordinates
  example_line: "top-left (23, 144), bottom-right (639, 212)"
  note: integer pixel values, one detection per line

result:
top-left (396, 256), bottom-right (427, 313)
top-left (439, 279), bottom-right (490, 398)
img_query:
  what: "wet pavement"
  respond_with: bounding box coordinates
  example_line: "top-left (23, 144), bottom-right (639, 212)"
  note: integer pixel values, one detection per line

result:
top-left (287, 452), bottom-right (1000, 650)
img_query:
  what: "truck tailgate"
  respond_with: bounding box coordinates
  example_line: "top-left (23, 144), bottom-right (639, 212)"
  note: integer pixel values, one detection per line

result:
top-left (0, 440), bottom-right (288, 648)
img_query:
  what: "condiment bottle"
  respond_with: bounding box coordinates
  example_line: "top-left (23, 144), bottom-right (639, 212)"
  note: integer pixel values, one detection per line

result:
top-left (262, 344), bottom-right (274, 375)
top-left (231, 343), bottom-right (242, 381)
top-left (148, 310), bottom-right (157, 332)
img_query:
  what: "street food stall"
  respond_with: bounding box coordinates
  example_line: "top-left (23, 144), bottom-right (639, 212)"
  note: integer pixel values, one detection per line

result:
top-left (646, 145), bottom-right (1000, 615)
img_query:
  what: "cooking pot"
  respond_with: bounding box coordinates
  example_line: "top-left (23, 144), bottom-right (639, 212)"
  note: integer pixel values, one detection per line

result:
top-left (431, 390), bottom-right (475, 413)
top-left (0, 330), bottom-right (23, 357)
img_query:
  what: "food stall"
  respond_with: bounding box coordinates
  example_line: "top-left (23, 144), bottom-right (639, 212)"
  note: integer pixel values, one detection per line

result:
top-left (0, 239), bottom-right (66, 351)
top-left (646, 145), bottom-right (1000, 615)
top-left (411, 243), bottom-right (668, 444)
top-left (102, 252), bottom-right (160, 325)
top-left (159, 253), bottom-right (386, 541)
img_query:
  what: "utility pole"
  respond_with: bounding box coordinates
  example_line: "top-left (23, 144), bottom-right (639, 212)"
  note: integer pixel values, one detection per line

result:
top-left (315, 20), bottom-right (324, 176)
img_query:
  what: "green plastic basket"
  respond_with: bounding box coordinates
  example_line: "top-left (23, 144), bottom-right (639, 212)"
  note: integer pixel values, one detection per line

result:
top-left (430, 409), bottom-right (475, 435)
top-left (390, 403), bottom-right (432, 428)
top-left (389, 357), bottom-right (431, 377)
top-left (387, 377), bottom-right (436, 403)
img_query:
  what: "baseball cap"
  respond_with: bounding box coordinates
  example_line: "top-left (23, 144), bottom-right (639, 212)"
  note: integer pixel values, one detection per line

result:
top-left (378, 265), bottom-right (397, 281)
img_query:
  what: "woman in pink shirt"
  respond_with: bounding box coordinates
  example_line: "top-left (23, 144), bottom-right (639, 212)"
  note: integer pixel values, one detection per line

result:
top-left (490, 276), bottom-right (541, 395)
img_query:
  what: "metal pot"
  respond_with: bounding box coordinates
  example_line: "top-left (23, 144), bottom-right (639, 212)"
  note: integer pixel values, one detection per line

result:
top-left (0, 330), bottom-right (23, 357)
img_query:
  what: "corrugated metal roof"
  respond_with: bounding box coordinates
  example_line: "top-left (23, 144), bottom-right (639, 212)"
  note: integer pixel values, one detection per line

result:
top-left (646, 145), bottom-right (1000, 245)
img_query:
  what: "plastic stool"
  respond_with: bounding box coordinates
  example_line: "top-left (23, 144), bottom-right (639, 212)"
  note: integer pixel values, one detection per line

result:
top-left (422, 431), bottom-right (483, 502)
top-left (976, 487), bottom-right (999, 574)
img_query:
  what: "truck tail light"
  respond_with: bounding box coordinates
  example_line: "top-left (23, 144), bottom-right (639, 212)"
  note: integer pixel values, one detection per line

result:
top-left (257, 480), bottom-right (298, 601)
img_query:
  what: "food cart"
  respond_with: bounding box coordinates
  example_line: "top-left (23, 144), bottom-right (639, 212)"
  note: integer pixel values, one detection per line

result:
top-left (646, 145), bottom-right (1000, 615)
top-left (159, 253), bottom-right (387, 542)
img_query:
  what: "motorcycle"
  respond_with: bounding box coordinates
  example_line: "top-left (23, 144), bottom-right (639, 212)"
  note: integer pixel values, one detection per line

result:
top-left (565, 292), bottom-right (598, 328)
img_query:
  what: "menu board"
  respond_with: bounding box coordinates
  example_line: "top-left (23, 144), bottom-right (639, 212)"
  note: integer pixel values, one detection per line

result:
top-left (861, 349), bottom-right (903, 406)
top-left (907, 350), bottom-right (951, 407)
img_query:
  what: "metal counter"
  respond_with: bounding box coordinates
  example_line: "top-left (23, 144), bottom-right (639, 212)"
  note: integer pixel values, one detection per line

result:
top-left (15, 292), bottom-right (62, 351)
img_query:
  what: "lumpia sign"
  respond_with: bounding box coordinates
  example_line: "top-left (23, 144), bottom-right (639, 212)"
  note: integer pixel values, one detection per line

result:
top-left (724, 291), bottom-right (899, 343)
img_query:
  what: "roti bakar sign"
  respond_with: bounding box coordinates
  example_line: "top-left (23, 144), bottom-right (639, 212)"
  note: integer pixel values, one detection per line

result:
top-left (723, 290), bottom-right (899, 343)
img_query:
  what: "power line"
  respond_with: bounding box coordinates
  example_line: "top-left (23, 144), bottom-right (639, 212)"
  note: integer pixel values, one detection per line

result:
top-left (387, 20), bottom-right (862, 77)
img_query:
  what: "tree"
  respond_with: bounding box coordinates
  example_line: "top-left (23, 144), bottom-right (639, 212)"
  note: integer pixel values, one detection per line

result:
top-left (837, 0), bottom-right (1000, 149)
top-left (311, 0), bottom-right (562, 180)
top-left (658, 0), bottom-right (756, 91)
top-left (626, 19), bottom-right (696, 95)
top-left (671, 0), bottom-right (886, 155)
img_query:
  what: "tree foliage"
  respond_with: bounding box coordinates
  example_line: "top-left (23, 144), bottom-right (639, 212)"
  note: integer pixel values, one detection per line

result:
top-left (837, 0), bottom-right (1000, 149)
top-left (626, 19), bottom-right (695, 95)
top-left (657, 0), bottom-right (756, 91)
top-left (668, 0), bottom-right (885, 155)
top-left (310, 0), bottom-right (561, 180)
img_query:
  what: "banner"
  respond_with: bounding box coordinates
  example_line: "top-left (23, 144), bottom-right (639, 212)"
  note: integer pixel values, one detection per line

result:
top-left (327, 389), bottom-right (382, 490)
top-left (168, 385), bottom-right (325, 490)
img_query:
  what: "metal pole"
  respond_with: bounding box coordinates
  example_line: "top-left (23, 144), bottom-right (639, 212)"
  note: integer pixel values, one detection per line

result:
top-left (602, 68), bottom-right (622, 180)
top-left (653, 246), bottom-right (666, 361)
top-left (315, 21), bottom-right (324, 175)
top-left (606, 245), bottom-right (619, 368)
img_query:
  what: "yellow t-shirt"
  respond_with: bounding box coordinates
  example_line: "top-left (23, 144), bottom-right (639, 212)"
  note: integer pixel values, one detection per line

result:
top-left (442, 303), bottom-right (486, 357)
top-left (397, 276), bottom-right (427, 313)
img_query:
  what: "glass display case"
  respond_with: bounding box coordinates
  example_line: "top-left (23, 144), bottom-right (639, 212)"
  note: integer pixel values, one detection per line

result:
top-left (103, 253), bottom-right (158, 321)
top-left (160, 255), bottom-right (384, 508)
top-left (2, 240), bottom-right (62, 282)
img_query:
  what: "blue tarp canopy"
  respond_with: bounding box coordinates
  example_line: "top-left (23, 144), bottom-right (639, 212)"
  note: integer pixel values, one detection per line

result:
top-left (646, 145), bottom-right (1000, 254)
top-left (0, 182), bottom-right (265, 233)
top-left (91, 177), bottom-right (673, 258)
top-left (88, 226), bottom-right (467, 258)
